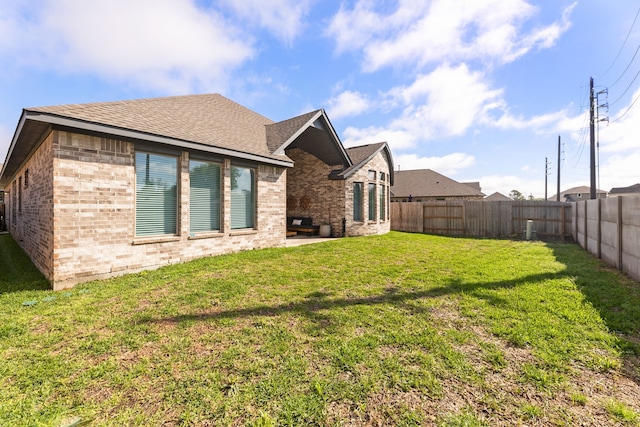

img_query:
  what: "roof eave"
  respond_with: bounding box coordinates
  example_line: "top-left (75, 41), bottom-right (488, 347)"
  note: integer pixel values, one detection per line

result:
top-left (340, 143), bottom-right (395, 185)
top-left (272, 109), bottom-right (352, 168)
top-left (0, 111), bottom-right (29, 187)
top-left (31, 111), bottom-right (294, 167)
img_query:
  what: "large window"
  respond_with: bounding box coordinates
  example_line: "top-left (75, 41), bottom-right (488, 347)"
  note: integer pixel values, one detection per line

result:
top-left (368, 183), bottom-right (376, 220)
top-left (379, 184), bottom-right (386, 220)
top-left (190, 160), bottom-right (221, 233)
top-left (353, 182), bottom-right (363, 221)
top-left (230, 165), bottom-right (255, 229)
top-left (135, 152), bottom-right (178, 237)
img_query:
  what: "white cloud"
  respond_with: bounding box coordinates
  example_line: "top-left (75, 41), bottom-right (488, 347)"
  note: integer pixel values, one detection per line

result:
top-left (600, 87), bottom-right (640, 154)
top-left (1, 0), bottom-right (255, 93)
top-left (326, 0), bottom-right (575, 72)
top-left (387, 63), bottom-right (504, 140)
top-left (218, 0), bottom-right (312, 44)
top-left (394, 152), bottom-right (476, 175)
top-left (326, 91), bottom-right (371, 119)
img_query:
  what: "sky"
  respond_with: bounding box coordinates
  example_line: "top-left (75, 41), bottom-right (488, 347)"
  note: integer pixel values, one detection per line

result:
top-left (1, 0), bottom-right (639, 199)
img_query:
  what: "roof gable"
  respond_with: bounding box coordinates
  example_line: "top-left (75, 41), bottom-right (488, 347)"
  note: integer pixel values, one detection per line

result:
top-left (267, 110), bottom-right (351, 167)
top-left (339, 142), bottom-right (394, 184)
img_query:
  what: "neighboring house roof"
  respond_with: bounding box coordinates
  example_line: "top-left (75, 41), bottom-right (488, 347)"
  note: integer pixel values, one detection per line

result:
top-left (610, 183), bottom-right (640, 195)
top-left (390, 169), bottom-right (485, 198)
top-left (334, 142), bottom-right (395, 185)
top-left (485, 192), bottom-right (512, 201)
top-left (550, 185), bottom-right (607, 201)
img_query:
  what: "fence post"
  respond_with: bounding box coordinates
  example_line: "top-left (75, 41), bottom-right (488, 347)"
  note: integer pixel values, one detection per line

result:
top-left (617, 196), bottom-right (623, 270)
top-left (597, 198), bottom-right (602, 259)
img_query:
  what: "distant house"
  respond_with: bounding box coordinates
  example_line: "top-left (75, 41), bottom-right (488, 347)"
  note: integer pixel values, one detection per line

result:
top-left (390, 169), bottom-right (485, 202)
top-left (484, 192), bottom-right (511, 201)
top-left (609, 183), bottom-right (640, 197)
top-left (0, 94), bottom-right (394, 289)
top-left (551, 186), bottom-right (607, 202)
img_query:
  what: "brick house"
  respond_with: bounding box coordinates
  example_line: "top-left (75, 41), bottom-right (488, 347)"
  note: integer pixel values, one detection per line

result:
top-left (390, 169), bottom-right (484, 202)
top-left (0, 94), bottom-right (393, 289)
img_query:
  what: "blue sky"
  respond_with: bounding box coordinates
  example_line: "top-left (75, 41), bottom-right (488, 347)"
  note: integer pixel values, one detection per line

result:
top-left (1, 0), bottom-right (639, 198)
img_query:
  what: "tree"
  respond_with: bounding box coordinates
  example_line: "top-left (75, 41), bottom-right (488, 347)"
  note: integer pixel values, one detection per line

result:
top-left (509, 190), bottom-right (526, 201)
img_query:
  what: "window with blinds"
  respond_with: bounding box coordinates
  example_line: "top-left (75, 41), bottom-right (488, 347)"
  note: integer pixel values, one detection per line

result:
top-left (353, 182), bottom-right (363, 221)
top-left (190, 160), bottom-right (221, 233)
top-left (230, 166), bottom-right (255, 229)
top-left (379, 184), bottom-right (385, 220)
top-left (368, 182), bottom-right (376, 220)
top-left (135, 152), bottom-right (178, 236)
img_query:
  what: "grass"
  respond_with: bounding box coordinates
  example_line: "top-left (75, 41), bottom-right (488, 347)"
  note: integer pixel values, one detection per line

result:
top-left (1, 231), bottom-right (639, 425)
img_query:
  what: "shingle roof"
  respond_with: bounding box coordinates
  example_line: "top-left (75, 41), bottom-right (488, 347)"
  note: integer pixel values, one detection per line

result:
top-left (390, 169), bottom-right (485, 198)
top-left (266, 110), bottom-right (320, 153)
top-left (610, 183), bottom-right (640, 194)
top-left (332, 142), bottom-right (394, 184)
top-left (485, 191), bottom-right (511, 201)
top-left (28, 94), bottom-right (283, 161)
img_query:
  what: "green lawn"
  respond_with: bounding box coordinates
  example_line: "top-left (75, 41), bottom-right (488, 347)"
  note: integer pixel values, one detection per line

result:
top-left (1, 232), bottom-right (639, 426)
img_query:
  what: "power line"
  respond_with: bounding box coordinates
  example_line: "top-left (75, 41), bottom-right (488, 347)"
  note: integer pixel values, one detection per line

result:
top-left (609, 66), bottom-right (640, 107)
top-left (610, 90), bottom-right (640, 122)
top-left (607, 44), bottom-right (640, 88)
top-left (601, 6), bottom-right (640, 77)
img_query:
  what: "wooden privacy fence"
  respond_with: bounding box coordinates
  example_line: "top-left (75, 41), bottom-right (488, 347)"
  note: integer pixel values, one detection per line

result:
top-left (573, 196), bottom-right (640, 282)
top-left (391, 200), bottom-right (572, 240)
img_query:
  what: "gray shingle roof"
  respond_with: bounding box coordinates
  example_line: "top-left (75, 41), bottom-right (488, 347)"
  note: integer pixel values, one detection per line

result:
top-left (266, 110), bottom-right (320, 153)
top-left (28, 94), bottom-right (283, 161)
top-left (610, 183), bottom-right (640, 194)
top-left (391, 169), bottom-right (485, 198)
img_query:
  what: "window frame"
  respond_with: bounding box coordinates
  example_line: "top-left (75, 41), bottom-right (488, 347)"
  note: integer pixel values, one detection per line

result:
top-left (230, 164), bottom-right (256, 230)
top-left (134, 151), bottom-right (179, 238)
top-left (353, 182), bottom-right (364, 222)
top-left (368, 182), bottom-right (376, 221)
top-left (189, 159), bottom-right (222, 234)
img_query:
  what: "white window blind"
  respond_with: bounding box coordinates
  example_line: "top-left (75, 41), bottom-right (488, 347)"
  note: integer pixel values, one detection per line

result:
top-left (135, 152), bottom-right (178, 236)
top-left (190, 160), bottom-right (221, 233)
top-left (230, 166), bottom-right (255, 229)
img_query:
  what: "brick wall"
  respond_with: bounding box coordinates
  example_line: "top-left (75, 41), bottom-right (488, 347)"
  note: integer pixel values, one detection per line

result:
top-left (286, 148), bottom-right (391, 237)
top-left (48, 130), bottom-right (286, 289)
top-left (286, 148), bottom-right (345, 236)
top-left (344, 151), bottom-right (391, 237)
top-left (6, 133), bottom-right (55, 278)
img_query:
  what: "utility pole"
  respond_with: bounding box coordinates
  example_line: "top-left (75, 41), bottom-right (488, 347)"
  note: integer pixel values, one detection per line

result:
top-left (545, 157), bottom-right (549, 201)
top-left (589, 77), bottom-right (596, 199)
top-left (557, 135), bottom-right (561, 202)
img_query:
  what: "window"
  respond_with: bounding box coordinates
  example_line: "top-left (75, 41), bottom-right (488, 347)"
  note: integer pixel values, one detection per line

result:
top-left (380, 172), bottom-right (385, 182)
top-left (368, 170), bottom-right (376, 180)
top-left (368, 183), bottom-right (376, 220)
top-left (230, 165), bottom-right (255, 229)
top-left (135, 152), bottom-right (178, 236)
top-left (379, 184), bottom-right (386, 220)
top-left (24, 169), bottom-right (29, 188)
top-left (190, 160), bottom-right (221, 233)
top-left (18, 177), bottom-right (22, 213)
top-left (353, 182), bottom-right (363, 221)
